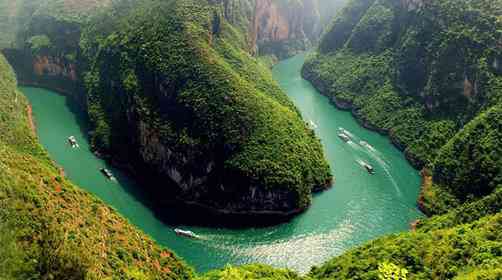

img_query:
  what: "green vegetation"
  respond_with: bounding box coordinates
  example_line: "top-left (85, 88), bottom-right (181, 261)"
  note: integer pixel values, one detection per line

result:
top-left (0, 53), bottom-right (193, 279)
top-left (303, 0), bottom-right (502, 211)
top-left (2, 0), bottom-right (501, 279)
top-left (299, 0), bottom-right (502, 278)
top-left (309, 213), bottom-right (502, 279)
top-left (80, 0), bottom-right (331, 212)
top-left (27, 35), bottom-right (52, 52)
top-left (197, 264), bottom-right (303, 280)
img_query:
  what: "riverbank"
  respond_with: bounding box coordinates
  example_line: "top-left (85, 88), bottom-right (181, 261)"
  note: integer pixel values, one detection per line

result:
top-left (301, 62), bottom-right (429, 216)
top-left (21, 53), bottom-right (423, 272)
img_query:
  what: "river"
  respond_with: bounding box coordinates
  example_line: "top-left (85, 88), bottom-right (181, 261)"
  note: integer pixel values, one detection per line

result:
top-left (20, 53), bottom-right (423, 273)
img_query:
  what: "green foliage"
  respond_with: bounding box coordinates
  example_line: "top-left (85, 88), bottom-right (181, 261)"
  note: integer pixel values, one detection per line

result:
top-left (433, 105), bottom-right (502, 201)
top-left (81, 0), bottom-right (331, 211)
top-left (309, 213), bottom-right (502, 279)
top-left (319, 0), bottom-right (375, 54)
top-left (198, 264), bottom-right (303, 280)
top-left (0, 53), bottom-right (193, 279)
top-left (378, 262), bottom-right (408, 280)
top-left (346, 0), bottom-right (395, 54)
top-left (418, 188), bottom-right (502, 232)
top-left (27, 35), bottom-right (52, 53)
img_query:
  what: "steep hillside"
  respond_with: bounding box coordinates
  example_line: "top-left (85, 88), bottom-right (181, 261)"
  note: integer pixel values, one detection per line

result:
top-left (303, 0), bottom-right (502, 214)
top-left (80, 0), bottom-right (332, 223)
top-left (0, 53), bottom-right (193, 279)
top-left (296, 0), bottom-right (502, 277)
top-left (309, 211), bottom-right (502, 279)
top-left (2, 0), bottom-right (332, 224)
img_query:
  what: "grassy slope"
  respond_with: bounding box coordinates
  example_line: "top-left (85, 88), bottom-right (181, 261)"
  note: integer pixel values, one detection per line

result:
top-left (0, 53), bottom-right (192, 279)
top-left (309, 212), bottom-right (502, 279)
top-left (83, 0), bottom-right (331, 210)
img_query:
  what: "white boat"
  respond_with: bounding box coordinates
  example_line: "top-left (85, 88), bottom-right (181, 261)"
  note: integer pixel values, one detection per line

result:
top-left (338, 133), bottom-right (351, 142)
top-left (174, 228), bottom-right (199, 239)
top-left (100, 168), bottom-right (116, 181)
top-left (360, 161), bottom-right (375, 174)
top-left (68, 136), bottom-right (79, 148)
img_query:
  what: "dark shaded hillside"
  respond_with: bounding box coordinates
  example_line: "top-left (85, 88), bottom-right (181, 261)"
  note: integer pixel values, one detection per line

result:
top-left (81, 0), bottom-right (332, 223)
top-left (2, 0), bottom-right (332, 224)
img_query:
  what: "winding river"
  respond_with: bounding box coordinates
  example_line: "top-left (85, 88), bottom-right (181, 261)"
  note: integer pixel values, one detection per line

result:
top-left (20, 53), bottom-right (423, 273)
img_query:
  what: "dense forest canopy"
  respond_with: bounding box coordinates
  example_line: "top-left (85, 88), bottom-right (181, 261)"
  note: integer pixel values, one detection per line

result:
top-left (0, 0), bottom-right (501, 279)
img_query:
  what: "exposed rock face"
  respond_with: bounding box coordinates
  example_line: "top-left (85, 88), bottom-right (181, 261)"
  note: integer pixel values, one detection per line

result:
top-left (33, 55), bottom-right (78, 81)
top-left (4, 0), bottom-right (334, 225)
top-left (220, 0), bottom-right (345, 60)
top-left (2, 12), bottom-right (85, 102)
top-left (3, 48), bottom-right (85, 105)
top-left (250, 0), bottom-right (325, 59)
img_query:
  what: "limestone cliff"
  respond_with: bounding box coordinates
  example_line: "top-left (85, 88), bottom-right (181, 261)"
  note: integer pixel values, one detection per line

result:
top-left (219, 0), bottom-right (346, 60)
top-left (2, 14), bottom-right (86, 105)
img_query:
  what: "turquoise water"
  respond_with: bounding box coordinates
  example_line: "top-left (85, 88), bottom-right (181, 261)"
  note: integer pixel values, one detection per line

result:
top-left (21, 53), bottom-right (423, 273)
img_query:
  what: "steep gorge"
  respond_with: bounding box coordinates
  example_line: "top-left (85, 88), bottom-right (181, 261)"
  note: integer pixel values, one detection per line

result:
top-left (2, 0), bottom-right (334, 224)
top-left (0, 0), bottom-right (501, 279)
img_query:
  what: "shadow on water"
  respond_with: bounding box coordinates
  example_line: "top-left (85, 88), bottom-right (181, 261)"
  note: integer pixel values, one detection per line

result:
top-left (60, 91), bottom-right (302, 229)
top-left (20, 50), bottom-right (423, 272)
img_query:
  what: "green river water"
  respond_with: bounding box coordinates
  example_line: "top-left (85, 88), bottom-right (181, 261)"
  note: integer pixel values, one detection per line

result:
top-left (21, 53), bottom-right (423, 273)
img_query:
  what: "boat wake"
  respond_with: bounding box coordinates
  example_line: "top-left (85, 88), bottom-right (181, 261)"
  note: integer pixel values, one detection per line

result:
top-left (339, 127), bottom-right (355, 139)
top-left (347, 140), bottom-right (363, 151)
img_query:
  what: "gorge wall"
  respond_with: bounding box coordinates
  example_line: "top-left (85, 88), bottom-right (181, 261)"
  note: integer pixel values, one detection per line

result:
top-left (2, 0), bottom-right (333, 225)
top-left (303, 0), bottom-right (502, 215)
top-left (218, 0), bottom-right (347, 61)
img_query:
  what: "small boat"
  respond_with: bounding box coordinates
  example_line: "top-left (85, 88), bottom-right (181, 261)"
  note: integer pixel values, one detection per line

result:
top-left (174, 228), bottom-right (199, 239)
top-left (338, 133), bottom-right (351, 142)
top-left (100, 168), bottom-right (116, 180)
top-left (361, 162), bottom-right (375, 174)
top-left (68, 136), bottom-right (79, 148)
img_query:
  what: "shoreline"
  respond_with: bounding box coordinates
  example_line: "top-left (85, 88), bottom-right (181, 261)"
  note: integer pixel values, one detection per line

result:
top-left (301, 66), bottom-right (430, 217)
top-left (20, 82), bottom-right (323, 227)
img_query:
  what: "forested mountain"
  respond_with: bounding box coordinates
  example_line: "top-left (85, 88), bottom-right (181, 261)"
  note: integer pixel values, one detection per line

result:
top-left (0, 0), bottom-right (500, 279)
top-left (301, 0), bottom-right (502, 278)
top-left (3, 0), bottom-right (333, 224)
top-left (303, 0), bottom-right (502, 215)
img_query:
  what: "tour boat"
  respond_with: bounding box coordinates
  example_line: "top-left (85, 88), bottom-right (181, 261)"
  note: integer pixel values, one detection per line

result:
top-left (174, 228), bottom-right (199, 239)
top-left (68, 136), bottom-right (79, 148)
top-left (100, 168), bottom-right (116, 181)
top-left (338, 133), bottom-right (351, 142)
top-left (362, 162), bottom-right (375, 174)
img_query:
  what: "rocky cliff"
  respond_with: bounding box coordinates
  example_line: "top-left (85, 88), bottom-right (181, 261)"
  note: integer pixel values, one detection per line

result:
top-left (1, 0), bottom-right (101, 104)
top-left (218, 0), bottom-right (346, 61)
top-left (80, 0), bottom-right (332, 225)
